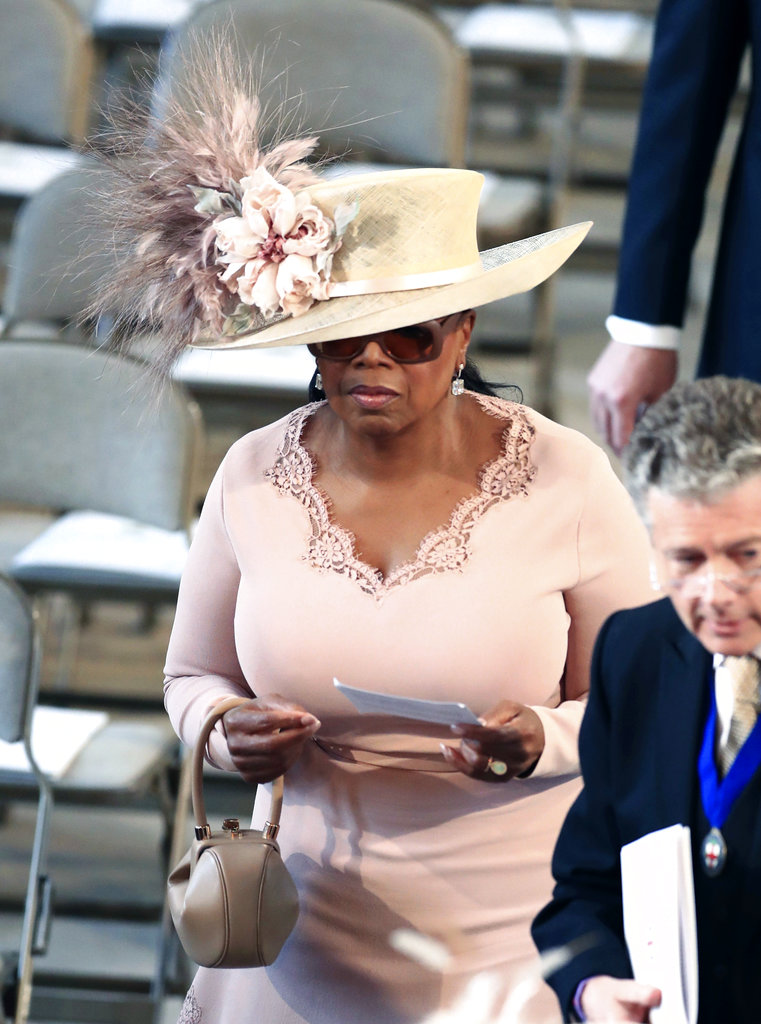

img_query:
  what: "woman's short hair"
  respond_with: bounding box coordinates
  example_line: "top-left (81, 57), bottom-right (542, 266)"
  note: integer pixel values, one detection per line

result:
top-left (624, 376), bottom-right (761, 523)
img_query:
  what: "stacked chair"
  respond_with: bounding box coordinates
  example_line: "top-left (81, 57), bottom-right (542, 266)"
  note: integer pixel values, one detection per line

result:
top-left (0, 166), bottom-right (203, 1021)
top-left (0, 164), bottom-right (204, 693)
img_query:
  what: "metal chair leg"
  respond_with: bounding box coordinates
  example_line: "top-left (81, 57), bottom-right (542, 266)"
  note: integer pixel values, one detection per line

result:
top-left (150, 746), bottom-right (193, 1019)
top-left (14, 784), bottom-right (53, 1024)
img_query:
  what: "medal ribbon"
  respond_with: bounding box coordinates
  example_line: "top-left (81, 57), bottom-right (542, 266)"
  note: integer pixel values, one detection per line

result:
top-left (698, 680), bottom-right (761, 829)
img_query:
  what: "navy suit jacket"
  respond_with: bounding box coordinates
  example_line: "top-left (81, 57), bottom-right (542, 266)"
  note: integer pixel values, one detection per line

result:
top-left (612, 0), bottom-right (761, 379)
top-left (532, 598), bottom-right (761, 1023)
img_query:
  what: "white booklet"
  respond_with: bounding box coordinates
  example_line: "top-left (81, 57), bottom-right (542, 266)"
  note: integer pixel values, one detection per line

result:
top-left (620, 824), bottom-right (698, 1024)
top-left (333, 678), bottom-right (481, 726)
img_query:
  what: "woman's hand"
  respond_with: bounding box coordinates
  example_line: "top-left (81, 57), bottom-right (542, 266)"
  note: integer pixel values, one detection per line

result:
top-left (439, 700), bottom-right (545, 781)
top-left (222, 694), bottom-right (321, 786)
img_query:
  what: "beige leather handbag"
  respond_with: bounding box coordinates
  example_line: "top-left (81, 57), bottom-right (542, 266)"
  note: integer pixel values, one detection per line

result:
top-left (167, 696), bottom-right (300, 968)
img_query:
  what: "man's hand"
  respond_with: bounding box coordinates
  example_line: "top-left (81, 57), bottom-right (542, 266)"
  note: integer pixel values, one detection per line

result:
top-left (588, 342), bottom-right (677, 455)
top-left (581, 975), bottom-right (662, 1022)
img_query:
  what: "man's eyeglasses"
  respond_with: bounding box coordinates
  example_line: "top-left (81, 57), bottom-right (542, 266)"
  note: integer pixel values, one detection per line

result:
top-left (307, 313), bottom-right (462, 364)
top-left (659, 567), bottom-right (761, 597)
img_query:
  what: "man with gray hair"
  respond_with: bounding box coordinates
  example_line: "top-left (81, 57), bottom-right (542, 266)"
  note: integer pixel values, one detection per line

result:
top-left (532, 376), bottom-right (761, 1022)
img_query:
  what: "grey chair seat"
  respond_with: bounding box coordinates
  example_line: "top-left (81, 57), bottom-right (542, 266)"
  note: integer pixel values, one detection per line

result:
top-left (0, 143), bottom-right (84, 202)
top-left (0, 713), bottom-right (178, 802)
top-left (88, 0), bottom-right (193, 43)
top-left (474, 171), bottom-right (546, 247)
top-left (450, 4), bottom-right (653, 64)
top-left (0, 509), bottom-right (55, 574)
top-left (171, 343), bottom-right (316, 402)
top-left (10, 510), bottom-right (190, 600)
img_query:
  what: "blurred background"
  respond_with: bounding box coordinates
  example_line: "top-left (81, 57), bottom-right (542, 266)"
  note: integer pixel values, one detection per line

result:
top-left (0, 0), bottom-right (740, 1021)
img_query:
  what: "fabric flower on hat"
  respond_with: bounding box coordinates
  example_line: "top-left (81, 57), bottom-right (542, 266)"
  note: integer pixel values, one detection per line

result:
top-left (202, 166), bottom-right (356, 328)
top-left (279, 254), bottom-right (330, 315)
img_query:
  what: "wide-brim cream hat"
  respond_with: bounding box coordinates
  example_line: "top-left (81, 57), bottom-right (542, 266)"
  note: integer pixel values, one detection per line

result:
top-left (196, 167), bottom-right (591, 350)
top-left (89, 68), bottom-right (591, 368)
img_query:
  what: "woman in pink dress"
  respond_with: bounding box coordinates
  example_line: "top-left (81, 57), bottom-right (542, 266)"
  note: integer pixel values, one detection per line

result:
top-left (93, 81), bottom-right (654, 1023)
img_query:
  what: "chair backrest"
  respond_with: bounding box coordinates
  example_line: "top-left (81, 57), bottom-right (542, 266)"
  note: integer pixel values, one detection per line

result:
top-left (0, 0), bottom-right (96, 143)
top-left (153, 0), bottom-right (469, 167)
top-left (1, 164), bottom-right (109, 334)
top-left (0, 340), bottom-right (203, 531)
top-left (0, 573), bottom-right (37, 745)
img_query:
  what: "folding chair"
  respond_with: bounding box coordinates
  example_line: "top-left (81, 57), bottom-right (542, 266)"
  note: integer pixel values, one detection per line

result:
top-left (0, 571), bottom-right (186, 1024)
top-left (0, 340), bottom-right (203, 699)
top-left (0, 0), bottom-right (96, 201)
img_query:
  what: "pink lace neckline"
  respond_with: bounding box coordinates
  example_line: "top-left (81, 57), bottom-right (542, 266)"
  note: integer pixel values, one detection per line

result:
top-left (265, 393), bottom-right (536, 599)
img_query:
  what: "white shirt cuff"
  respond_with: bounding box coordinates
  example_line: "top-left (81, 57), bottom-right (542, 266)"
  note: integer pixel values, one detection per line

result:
top-left (605, 315), bottom-right (681, 351)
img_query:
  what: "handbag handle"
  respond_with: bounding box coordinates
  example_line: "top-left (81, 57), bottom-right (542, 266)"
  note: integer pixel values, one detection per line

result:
top-left (191, 695), bottom-right (284, 841)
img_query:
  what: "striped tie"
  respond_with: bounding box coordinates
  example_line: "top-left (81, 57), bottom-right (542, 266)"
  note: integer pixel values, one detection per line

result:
top-left (719, 655), bottom-right (761, 776)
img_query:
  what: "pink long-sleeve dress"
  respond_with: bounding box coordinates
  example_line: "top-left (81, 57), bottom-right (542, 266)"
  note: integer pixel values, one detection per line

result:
top-left (164, 394), bottom-right (653, 1024)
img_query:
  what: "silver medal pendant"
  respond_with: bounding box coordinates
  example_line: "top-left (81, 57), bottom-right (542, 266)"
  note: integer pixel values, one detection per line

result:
top-left (701, 826), bottom-right (727, 876)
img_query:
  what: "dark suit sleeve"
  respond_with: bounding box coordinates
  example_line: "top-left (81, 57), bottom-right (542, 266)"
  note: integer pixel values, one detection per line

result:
top-left (613, 0), bottom-right (748, 326)
top-left (531, 612), bottom-right (634, 1020)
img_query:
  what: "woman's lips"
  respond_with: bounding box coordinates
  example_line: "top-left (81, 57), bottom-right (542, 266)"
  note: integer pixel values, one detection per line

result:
top-left (348, 386), bottom-right (398, 409)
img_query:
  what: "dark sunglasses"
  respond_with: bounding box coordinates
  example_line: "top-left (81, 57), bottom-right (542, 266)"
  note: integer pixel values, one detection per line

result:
top-left (307, 312), bottom-right (463, 364)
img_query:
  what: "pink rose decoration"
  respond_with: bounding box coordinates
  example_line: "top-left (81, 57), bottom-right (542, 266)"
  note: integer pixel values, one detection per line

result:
top-left (283, 202), bottom-right (335, 258)
top-left (214, 216), bottom-right (261, 261)
top-left (208, 167), bottom-right (357, 324)
top-left (249, 263), bottom-right (281, 319)
top-left (276, 254), bottom-right (331, 317)
top-left (240, 167), bottom-right (298, 240)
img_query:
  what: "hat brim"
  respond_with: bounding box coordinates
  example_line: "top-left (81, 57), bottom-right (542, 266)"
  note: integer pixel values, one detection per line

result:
top-left (192, 220), bottom-right (592, 350)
